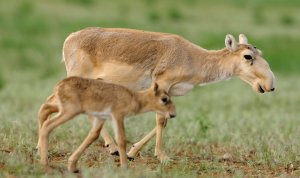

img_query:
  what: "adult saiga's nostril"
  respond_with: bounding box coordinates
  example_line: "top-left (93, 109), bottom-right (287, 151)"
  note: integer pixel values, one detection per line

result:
top-left (170, 114), bottom-right (176, 118)
top-left (270, 88), bottom-right (275, 91)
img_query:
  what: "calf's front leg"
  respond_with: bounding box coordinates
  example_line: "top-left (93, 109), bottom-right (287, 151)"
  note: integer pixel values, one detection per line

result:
top-left (154, 113), bottom-right (170, 162)
top-left (113, 116), bottom-right (127, 167)
top-left (127, 113), bottom-right (169, 162)
top-left (127, 127), bottom-right (156, 159)
top-left (68, 118), bottom-right (105, 172)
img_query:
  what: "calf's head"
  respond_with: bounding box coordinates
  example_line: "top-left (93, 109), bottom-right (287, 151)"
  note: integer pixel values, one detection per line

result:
top-left (225, 34), bottom-right (275, 93)
top-left (147, 83), bottom-right (176, 119)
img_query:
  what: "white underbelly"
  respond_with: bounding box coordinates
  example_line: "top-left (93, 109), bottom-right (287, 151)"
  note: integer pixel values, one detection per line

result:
top-left (86, 108), bottom-right (112, 119)
top-left (169, 82), bottom-right (194, 96)
top-left (95, 62), bottom-right (152, 91)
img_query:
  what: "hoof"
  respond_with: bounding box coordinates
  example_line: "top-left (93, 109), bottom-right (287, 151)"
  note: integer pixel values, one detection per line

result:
top-left (155, 152), bottom-right (172, 163)
top-left (68, 166), bottom-right (81, 174)
top-left (73, 169), bottom-right (80, 173)
top-left (72, 169), bottom-right (83, 178)
top-left (110, 150), bottom-right (119, 156)
top-left (34, 147), bottom-right (41, 156)
top-left (127, 156), bottom-right (134, 161)
top-left (120, 164), bottom-right (129, 169)
top-left (42, 165), bottom-right (54, 174)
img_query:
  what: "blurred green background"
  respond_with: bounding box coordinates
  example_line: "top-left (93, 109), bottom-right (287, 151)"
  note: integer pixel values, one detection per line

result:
top-left (0, 0), bottom-right (300, 177)
top-left (0, 0), bottom-right (299, 84)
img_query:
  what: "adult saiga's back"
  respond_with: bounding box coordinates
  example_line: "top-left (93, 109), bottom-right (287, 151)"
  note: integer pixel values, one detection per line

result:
top-left (63, 27), bottom-right (185, 90)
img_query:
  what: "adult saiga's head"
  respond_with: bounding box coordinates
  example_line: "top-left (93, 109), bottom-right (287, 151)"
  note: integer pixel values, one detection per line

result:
top-left (225, 34), bottom-right (275, 93)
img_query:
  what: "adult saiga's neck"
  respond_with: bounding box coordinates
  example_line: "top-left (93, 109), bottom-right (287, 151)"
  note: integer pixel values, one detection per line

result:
top-left (189, 45), bottom-right (236, 85)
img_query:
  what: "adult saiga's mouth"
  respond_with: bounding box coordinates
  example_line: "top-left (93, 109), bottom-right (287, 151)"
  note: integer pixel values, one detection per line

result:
top-left (258, 85), bottom-right (265, 93)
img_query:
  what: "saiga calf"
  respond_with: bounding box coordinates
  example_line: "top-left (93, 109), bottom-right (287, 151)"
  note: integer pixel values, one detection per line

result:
top-left (37, 76), bottom-right (176, 172)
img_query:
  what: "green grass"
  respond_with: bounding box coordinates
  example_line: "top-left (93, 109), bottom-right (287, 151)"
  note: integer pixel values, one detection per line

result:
top-left (0, 0), bottom-right (300, 177)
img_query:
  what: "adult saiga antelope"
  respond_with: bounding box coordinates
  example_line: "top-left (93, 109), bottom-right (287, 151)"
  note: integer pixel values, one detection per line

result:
top-left (62, 27), bottom-right (275, 162)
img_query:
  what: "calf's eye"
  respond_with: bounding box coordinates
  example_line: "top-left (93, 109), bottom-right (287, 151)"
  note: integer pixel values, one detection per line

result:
top-left (161, 97), bottom-right (168, 104)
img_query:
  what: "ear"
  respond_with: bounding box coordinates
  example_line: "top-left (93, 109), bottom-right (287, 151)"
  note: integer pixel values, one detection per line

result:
top-left (153, 82), bottom-right (159, 94)
top-left (239, 34), bottom-right (248, 44)
top-left (225, 34), bottom-right (237, 52)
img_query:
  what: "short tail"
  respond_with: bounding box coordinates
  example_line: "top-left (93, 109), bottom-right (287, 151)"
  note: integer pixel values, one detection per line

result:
top-left (38, 104), bottom-right (59, 129)
top-left (38, 94), bottom-right (59, 130)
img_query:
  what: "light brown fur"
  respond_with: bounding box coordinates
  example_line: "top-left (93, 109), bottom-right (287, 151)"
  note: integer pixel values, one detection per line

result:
top-left (37, 76), bottom-right (176, 172)
top-left (62, 28), bottom-right (275, 161)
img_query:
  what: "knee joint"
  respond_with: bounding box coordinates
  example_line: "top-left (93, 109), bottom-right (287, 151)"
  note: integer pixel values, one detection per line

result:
top-left (90, 131), bottom-right (100, 140)
top-left (157, 119), bottom-right (166, 126)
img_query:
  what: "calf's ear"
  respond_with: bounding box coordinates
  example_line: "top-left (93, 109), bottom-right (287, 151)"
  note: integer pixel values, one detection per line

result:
top-left (153, 83), bottom-right (159, 95)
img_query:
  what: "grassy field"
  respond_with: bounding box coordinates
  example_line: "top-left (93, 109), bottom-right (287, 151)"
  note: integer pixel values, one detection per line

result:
top-left (0, 0), bottom-right (300, 177)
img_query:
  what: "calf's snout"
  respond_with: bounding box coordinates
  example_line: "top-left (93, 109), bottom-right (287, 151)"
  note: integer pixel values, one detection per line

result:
top-left (270, 88), bottom-right (275, 92)
top-left (170, 114), bottom-right (176, 119)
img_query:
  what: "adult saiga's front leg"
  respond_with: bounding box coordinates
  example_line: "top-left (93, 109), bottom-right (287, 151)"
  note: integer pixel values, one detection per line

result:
top-left (127, 113), bottom-right (169, 162)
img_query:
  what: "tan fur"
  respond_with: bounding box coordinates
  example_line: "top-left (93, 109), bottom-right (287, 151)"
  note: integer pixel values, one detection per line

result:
top-left (62, 27), bottom-right (276, 161)
top-left (37, 76), bottom-right (176, 171)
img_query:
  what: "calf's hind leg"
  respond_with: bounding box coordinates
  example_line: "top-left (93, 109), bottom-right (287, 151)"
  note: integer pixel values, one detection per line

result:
top-left (36, 103), bottom-right (58, 151)
top-left (68, 118), bottom-right (105, 172)
top-left (39, 109), bottom-right (78, 166)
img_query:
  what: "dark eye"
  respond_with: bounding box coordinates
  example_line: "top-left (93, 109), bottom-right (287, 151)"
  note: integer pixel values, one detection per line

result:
top-left (244, 55), bottom-right (252, 60)
top-left (161, 97), bottom-right (168, 104)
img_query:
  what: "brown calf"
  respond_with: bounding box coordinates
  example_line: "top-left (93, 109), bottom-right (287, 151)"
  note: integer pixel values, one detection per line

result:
top-left (37, 76), bottom-right (176, 172)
